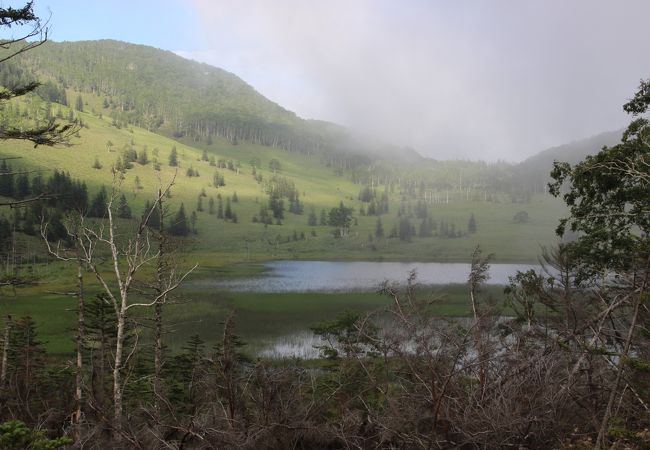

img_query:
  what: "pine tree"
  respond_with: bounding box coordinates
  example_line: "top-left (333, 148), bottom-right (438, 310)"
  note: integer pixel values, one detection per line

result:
top-left (224, 198), bottom-right (232, 220)
top-left (169, 146), bottom-right (178, 167)
top-left (190, 211), bottom-right (198, 234)
top-left (169, 203), bottom-right (189, 236)
top-left (142, 200), bottom-right (160, 230)
top-left (197, 196), bottom-right (204, 212)
top-left (92, 157), bottom-right (102, 169)
top-left (88, 186), bottom-right (108, 217)
top-left (137, 149), bottom-right (148, 165)
top-left (217, 198), bottom-right (224, 219)
top-left (15, 173), bottom-right (30, 199)
top-left (375, 217), bottom-right (384, 239)
top-left (307, 208), bottom-right (318, 226)
top-left (208, 197), bottom-right (215, 215)
top-left (468, 213), bottom-right (477, 234)
top-left (6, 316), bottom-right (47, 406)
top-left (201, 149), bottom-right (208, 161)
top-left (75, 94), bottom-right (84, 112)
top-left (0, 160), bottom-right (14, 197)
top-left (117, 194), bottom-right (132, 219)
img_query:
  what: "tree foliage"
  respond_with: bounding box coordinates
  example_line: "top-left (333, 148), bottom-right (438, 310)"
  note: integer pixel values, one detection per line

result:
top-left (0, 2), bottom-right (78, 146)
top-left (549, 79), bottom-right (650, 273)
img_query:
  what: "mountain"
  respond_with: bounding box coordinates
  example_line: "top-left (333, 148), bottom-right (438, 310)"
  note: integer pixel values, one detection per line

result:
top-left (14, 39), bottom-right (421, 168)
top-left (0, 38), bottom-right (584, 264)
top-left (512, 129), bottom-right (623, 194)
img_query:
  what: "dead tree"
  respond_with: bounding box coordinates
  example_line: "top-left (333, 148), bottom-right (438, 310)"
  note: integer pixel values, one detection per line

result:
top-left (42, 174), bottom-right (195, 441)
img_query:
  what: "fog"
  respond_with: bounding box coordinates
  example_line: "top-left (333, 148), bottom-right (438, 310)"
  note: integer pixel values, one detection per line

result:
top-left (178, 0), bottom-right (650, 161)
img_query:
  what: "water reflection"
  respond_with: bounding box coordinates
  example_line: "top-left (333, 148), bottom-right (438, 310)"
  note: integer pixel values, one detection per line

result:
top-left (209, 261), bottom-right (540, 293)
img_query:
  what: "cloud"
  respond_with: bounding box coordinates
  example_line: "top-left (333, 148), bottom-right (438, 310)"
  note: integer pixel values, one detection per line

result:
top-left (189, 0), bottom-right (650, 161)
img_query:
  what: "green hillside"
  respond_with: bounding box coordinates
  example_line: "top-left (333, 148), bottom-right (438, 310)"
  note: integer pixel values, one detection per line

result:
top-left (0, 96), bottom-right (565, 265)
top-left (0, 38), bottom-right (572, 353)
top-left (0, 39), bottom-right (572, 267)
top-left (14, 39), bottom-right (382, 167)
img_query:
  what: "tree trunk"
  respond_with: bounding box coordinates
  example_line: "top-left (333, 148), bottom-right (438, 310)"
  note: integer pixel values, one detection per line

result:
top-left (113, 308), bottom-right (125, 440)
top-left (74, 258), bottom-right (85, 446)
top-left (153, 189), bottom-right (165, 411)
top-left (0, 314), bottom-right (11, 390)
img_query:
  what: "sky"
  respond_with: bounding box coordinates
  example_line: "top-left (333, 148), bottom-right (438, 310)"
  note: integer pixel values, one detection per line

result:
top-left (21, 0), bottom-right (650, 161)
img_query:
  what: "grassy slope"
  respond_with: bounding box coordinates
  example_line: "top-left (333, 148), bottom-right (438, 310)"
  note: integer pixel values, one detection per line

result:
top-left (0, 98), bottom-right (565, 353)
top-left (0, 96), bottom-right (565, 265)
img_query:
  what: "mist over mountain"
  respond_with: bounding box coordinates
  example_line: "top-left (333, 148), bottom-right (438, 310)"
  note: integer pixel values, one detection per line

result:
top-left (514, 129), bottom-right (624, 194)
top-left (14, 39), bottom-right (424, 168)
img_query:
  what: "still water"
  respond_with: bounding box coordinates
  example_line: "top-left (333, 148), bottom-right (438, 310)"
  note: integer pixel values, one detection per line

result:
top-left (212, 260), bottom-right (540, 293)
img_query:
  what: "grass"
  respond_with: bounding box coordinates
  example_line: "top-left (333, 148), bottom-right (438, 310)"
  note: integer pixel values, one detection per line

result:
top-left (1, 279), bottom-right (508, 355)
top-left (0, 96), bottom-right (565, 265)
top-left (0, 96), bottom-right (562, 356)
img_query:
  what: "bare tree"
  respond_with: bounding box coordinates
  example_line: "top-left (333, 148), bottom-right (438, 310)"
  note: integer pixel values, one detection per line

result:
top-left (42, 174), bottom-right (195, 441)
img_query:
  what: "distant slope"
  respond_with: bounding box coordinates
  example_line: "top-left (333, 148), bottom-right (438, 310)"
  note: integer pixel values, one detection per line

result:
top-left (513, 129), bottom-right (623, 193)
top-left (16, 39), bottom-right (383, 166)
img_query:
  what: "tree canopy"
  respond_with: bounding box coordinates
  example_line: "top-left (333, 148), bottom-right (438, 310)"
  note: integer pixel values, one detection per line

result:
top-left (549, 79), bottom-right (650, 273)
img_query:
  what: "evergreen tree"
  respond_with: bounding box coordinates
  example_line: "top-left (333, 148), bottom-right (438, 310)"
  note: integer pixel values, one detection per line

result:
top-left (201, 149), bottom-right (209, 161)
top-left (213, 171), bottom-right (225, 187)
top-left (197, 195), bottom-right (204, 212)
top-left (169, 146), bottom-right (178, 167)
top-left (117, 194), bottom-right (132, 219)
top-left (269, 158), bottom-right (281, 172)
top-left (122, 147), bottom-right (137, 167)
top-left (269, 194), bottom-right (284, 219)
top-left (208, 197), bottom-right (215, 215)
top-left (15, 173), bottom-right (30, 199)
top-left (224, 197), bottom-right (233, 220)
top-left (137, 148), bottom-right (149, 165)
top-left (0, 160), bottom-right (14, 197)
top-left (398, 217), bottom-right (413, 242)
top-left (75, 94), bottom-right (84, 112)
top-left (142, 200), bottom-right (160, 230)
top-left (375, 217), bottom-right (384, 239)
top-left (84, 294), bottom-right (118, 410)
top-left (6, 316), bottom-right (47, 409)
top-left (190, 211), bottom-right (198, 234)
top-left (22, 207), bottom-right (37, 235)
top-left (468, 213), bottom-right (477, 234)
top-left (319, 209), bottom-right (327, 226)
top-left (92, 156), bottom-right (103, 169)
top-left (30, 174), bottom-right (44, 196)
top-left (232, 191), bottom-right (238, 203)
top-left (169, 203), bottom-right (189, 236)
top-left (307, 208), bottom-right (318, 226)
top-left (217, 198), bottom-right (223, 218)
top-left (419, 217), bottom-right (433, 237)
top-left (88, 186), bottom-right (108, 217)
top-left (113, 156), bottom-right (124, 174)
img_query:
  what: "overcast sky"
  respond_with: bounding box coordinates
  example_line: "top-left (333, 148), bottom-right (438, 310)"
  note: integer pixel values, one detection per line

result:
top-left (34, 1), bottom-right (650, 161)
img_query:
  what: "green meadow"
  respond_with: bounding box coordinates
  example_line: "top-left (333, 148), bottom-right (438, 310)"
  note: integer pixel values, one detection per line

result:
top-left (0, 97), bottom-right (563, 355)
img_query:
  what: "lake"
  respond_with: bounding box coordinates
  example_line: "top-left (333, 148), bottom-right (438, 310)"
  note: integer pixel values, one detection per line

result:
top-left (202, 260), bottom-right (541, 293)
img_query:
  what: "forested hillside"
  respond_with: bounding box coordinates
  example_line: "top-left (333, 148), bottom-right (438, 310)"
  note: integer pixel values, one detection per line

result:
top-left (14, 40), bottom-right (381, 167)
